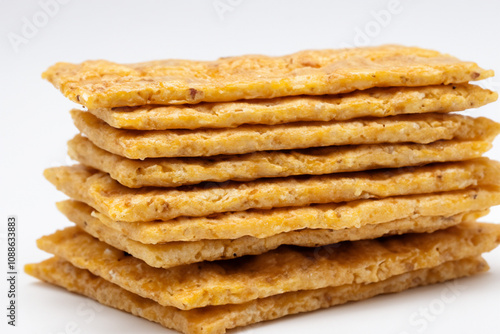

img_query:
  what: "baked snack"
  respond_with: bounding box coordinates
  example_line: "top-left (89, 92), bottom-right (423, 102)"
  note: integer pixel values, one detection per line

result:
top-left (31, 46), bottom-right (500, 333)
top-left (44, 159), bottom-right (500, 221)
top-left (42, 45), bottom-right (493, 108)
top-left (68, 135), bottom-right (496, 187)
top-left (58, 199), bottom-right (491, 268)
top-left (72, 110), bottom-right (499, 158)
top-left (25, 256), bottom-right (488, 334)
top-left (86, 84), bottom-right (497, 130)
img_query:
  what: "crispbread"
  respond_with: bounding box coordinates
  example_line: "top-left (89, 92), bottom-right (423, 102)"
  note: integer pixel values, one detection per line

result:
top-left (42, 45), bottom-right (493, 108)
top-left (87, 84), bottom-right (497, 130)
top-left (59, 199), bottom-right (488, 268)
top-left (35, 222), bottom-right (500, 310)
top-left (72, 109), bottom-right (500, 158)
top-left (89, 187), bottom-right (500, 242)
top-left (37, 223), bottom-right (500, 310)
top-left (68, 135), bottom-right (496, 188)
top-left (44, 160), bottom-right (500, 222)
top-left (25, 256), bottom-right (487, 334)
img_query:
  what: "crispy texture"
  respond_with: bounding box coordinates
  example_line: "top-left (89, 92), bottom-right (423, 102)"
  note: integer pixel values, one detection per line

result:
top-left (59, 199), bottom-right (488, 269)
top-left (44, 159), bottom-right (500, 222)
top-left (72, 110), bottom-right (500, 158)
top-left (87, 84), bottom-right (497, 130)
top-left (35, 222), bottom-right (500, 310)
top-left (42, 45), bottom-right (493, 108)
top-left (25, 256), bottom-right (487, 334)
top-left (68, 135), bottom-right (496, 188)
top-left (91, 187), bottom-right (500, 242)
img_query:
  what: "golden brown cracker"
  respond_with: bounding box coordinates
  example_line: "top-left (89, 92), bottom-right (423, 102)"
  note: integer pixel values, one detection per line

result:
top-left (59, 199), bottom-right (487, 269)
top-left (44, 159), bottom-right (500, 222)
top-left (68, 135), bottom-right (496, 188)
top-left (72, 109), bottom-right (499, 158)
top-left (35, 222), bottom-right (500, 310)
top-left (42, 45), bottom-right (493, 108)
top-left (91, 187), bottom-right (500, 242)
top-left (25, 256), bottom-right (487, 334)
top-left (88, 84), bottom-right (497, 130)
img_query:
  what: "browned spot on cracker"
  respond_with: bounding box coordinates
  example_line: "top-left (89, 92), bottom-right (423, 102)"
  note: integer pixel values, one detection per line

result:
top-left (189, 88), bottom-right (198, 100)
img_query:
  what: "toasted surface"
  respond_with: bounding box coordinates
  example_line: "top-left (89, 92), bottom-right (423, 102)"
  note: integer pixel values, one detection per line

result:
top-left (59, 199), bottom-right (488, 268)
top-left (87, 84), bottom-right (497, 130)
top-left (89, 187), bottom-right (500, 242)
top-left (25, 256), bottom-right (487, 334)
top-left (35, 222), bottom-right (500, 309)
top-left (44, 159), bottom-right (500, 222)
top-left (42, 45), bottom-right (493, 108)
top-left (72, 110), bottom-right (499, 158)
top-left (68, 135), bottom-right (496, 188)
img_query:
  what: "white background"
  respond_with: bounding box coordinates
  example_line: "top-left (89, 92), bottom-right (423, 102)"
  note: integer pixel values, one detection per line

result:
top-left (2, 0), bottom-right (500, 333)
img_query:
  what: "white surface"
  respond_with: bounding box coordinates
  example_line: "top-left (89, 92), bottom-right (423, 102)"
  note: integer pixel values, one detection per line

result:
top-left (1, 0), bottom-right (500, 333)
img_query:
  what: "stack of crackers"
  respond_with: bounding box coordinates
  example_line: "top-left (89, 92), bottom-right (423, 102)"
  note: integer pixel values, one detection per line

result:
top-left (27, 45), bottom-right (500, 334)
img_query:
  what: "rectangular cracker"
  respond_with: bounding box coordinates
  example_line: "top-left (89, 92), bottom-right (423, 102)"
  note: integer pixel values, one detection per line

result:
top-left (89, 187), bottom-right (500, 242)
top-left (44, 159), bottom-right (500, 222)
top-left (36, 222), bottom-right (500, 310)
top-left (26, 256), bottom-right (488, 334)
top-left (88, 84), bottom-right (497, 130)
top-left (72, 109), bottom-right (500, 158)
top-left (42, 45), bottom-right (493, 108)
top-left (68, 135), bottom-right (497, 188)
top-left (59, 199), bottom-right (489, 269)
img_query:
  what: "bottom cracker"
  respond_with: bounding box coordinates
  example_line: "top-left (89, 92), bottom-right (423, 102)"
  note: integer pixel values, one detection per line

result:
top-left (26, 256), bottom-right (488, 334)
top-left (35, 222), bottom-right (500, 310)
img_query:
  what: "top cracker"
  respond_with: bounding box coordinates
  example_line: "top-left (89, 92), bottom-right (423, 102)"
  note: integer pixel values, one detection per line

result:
top-left (42, 45), bottom-right (493, 108)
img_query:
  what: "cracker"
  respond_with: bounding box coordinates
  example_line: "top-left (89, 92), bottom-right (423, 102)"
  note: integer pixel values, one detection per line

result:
top-left (44, 159), bottom-right (500, 222)
top-left (26, 256), bottom-right (487, 334)
top-left (59, 199), bottom-right (488, 269)
top-left (72, 110), bottom-right (499, 158)
top-left (68, 135), bottom-right (496, 188)
top-left (88, 84), bottom-right (497, 130)
top-left (90, 187), bottom-right (500, 242)
top-left (42, 45), bottom-right (493, 108)
top-left (35, 222), bottom-right (500, 309)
